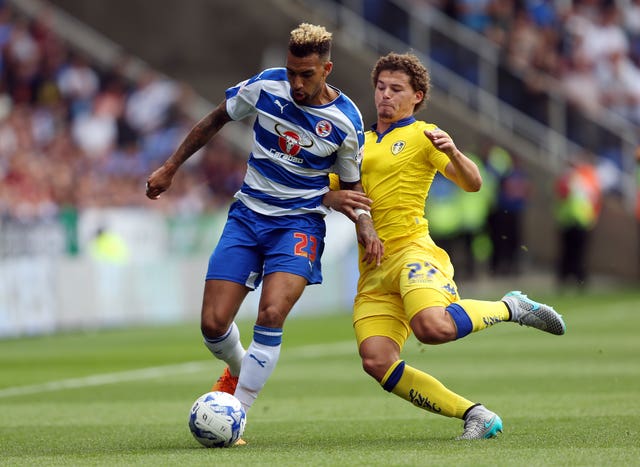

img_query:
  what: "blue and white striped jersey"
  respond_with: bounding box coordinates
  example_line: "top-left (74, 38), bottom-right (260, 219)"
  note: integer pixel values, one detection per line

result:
top-left (225, 68), bottom-right (364, 217)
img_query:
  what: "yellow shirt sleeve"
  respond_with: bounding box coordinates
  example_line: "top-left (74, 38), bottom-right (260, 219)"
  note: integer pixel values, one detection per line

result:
top-left (328, 173), bottom-right (341, 191)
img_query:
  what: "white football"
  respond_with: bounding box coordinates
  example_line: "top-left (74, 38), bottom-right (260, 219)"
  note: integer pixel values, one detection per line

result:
top-left (188, 391), bottom-right (246, 448)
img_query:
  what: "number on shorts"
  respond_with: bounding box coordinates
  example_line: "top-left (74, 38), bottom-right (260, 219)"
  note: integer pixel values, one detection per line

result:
top-left (407, 261), bottom-right (432, 279)
top-left (293, 232), bottom-right (317, 262)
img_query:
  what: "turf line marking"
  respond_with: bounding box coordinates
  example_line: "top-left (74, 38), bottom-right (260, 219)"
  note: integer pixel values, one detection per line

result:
top-left (0, 361), bottom-right (210, 398)
top-left (0, 340), bottom-right (353, 399)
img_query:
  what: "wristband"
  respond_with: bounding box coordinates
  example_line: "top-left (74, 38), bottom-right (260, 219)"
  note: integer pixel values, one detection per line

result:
top-left (354, 208), bottom-right (371, 218)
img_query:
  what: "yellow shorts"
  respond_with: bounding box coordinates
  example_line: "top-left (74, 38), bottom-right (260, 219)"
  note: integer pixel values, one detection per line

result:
top-left (353, 237), bottom-right (459, 349)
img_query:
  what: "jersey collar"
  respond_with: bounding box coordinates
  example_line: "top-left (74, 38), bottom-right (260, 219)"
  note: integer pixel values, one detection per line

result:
top-left (371, 116), bottom-right (416, 141)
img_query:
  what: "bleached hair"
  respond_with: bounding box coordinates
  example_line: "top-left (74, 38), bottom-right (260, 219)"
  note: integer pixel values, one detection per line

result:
top-left (288, 23), bottom-right (332, 60)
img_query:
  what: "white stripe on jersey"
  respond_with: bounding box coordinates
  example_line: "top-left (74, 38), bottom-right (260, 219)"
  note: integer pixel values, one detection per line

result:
top-left (235, 192), bottom-right (331, 217)
top-left (243, 165), bottom-right (328, 202)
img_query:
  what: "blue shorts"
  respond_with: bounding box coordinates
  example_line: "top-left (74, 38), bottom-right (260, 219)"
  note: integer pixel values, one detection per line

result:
top-left (206, 201), bottom-right (326, 289)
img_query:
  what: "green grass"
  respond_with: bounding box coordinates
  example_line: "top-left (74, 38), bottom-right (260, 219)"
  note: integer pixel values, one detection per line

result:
top-left (1, 289), bottom-right (639, 466)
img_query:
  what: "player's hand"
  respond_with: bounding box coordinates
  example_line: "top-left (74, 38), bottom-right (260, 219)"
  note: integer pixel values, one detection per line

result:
top-left (356, 215), bottom-right (384, 266)
top-left (323, 189), bottom-right (372, 223)
top-left (424, 129), bottom-right (457, 158)
top-left (145, 164), bottom-right (176, 200)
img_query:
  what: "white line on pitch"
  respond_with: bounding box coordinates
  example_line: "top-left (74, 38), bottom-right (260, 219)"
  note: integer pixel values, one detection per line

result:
top-left (0, 361), bottom-right (210, 398)
top-left (0, 341), bottom-right (353, 399)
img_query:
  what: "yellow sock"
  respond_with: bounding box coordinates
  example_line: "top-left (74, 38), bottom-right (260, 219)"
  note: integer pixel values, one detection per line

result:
top-left (446, 299), bottom-right (510, 338)
top-left (380, 360), bottom-right (473, 419)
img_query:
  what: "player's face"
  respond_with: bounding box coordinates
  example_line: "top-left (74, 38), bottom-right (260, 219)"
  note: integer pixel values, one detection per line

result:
top-left (374, 70), bottom-right (423, 123)
top-left (286, 52), bottom-right (332, 105)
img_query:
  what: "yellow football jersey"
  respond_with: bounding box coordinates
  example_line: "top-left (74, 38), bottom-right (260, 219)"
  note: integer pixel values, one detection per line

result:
top-left (362, 118), bottom-right (450, 250)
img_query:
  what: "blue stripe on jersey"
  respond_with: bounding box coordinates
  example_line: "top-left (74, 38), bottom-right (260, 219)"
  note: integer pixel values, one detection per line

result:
top-left (248, 154), bottom-right (329, 190)
top-left (240, 183), bottom-right (324, 210)
top-left (254, 68), bottom-right (287, 83)
top-left (333, 92), bottom-right (366, 147)
top-left (226, 68), bottom-right (286, 99)
top-left (253, 325), bottom-right (283, 347)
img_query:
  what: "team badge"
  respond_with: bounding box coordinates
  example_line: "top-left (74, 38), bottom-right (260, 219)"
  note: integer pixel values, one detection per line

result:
top-left (315, 120), bottom-right (332, 137)
top-left (391, 141), bottom-right (406, 155)
top-left (275, 123), bottom-right (313, 156)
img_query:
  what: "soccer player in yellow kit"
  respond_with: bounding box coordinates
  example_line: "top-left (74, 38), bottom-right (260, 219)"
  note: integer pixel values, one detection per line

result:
top-left (325, 52), bottom-right (566, 440)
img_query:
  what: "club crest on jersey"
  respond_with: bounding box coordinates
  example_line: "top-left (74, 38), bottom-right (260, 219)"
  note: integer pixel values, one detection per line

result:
top-left (315, 120), bottom-right (332, 137)
top-left (275, 123), bottom-right (313, 156)
top-left (391, 140), bottom-right (406, 155)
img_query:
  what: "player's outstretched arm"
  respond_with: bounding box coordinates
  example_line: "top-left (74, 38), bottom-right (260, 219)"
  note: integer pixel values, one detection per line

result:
top-left (146, 100), bottom-right (232, 199)
top-left (424, 129), bottom-right (482, 192)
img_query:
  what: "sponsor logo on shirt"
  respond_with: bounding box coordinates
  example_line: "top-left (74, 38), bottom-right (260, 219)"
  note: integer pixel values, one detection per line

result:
top-left (275, 123), bottom-right (313, 156)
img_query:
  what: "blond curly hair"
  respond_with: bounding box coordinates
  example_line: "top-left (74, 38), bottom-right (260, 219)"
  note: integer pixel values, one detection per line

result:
top-left (289, 23), bottom-right (332, 60)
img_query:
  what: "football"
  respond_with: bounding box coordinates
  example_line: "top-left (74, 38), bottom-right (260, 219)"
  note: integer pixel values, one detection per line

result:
top-left (188, 391), bottom-right (246, 448)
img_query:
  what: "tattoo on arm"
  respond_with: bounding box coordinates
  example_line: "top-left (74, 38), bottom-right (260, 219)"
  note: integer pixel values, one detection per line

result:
top-left (169, 101), bottom-right (231, 167)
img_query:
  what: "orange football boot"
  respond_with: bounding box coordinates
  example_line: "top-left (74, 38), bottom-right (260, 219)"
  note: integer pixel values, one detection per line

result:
top-left (211, 366), bottom-right (239, 394)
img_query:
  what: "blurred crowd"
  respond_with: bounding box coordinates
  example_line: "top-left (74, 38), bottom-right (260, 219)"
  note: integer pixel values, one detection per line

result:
top-left (0, 2), bottom-right (246, 225)
top-left (442, 0), bottom-right (640, 123)
top-left (363, 0), bottom-right (640, 170)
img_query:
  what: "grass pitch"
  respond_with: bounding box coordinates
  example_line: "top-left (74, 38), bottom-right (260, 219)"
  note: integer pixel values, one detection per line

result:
top-left (1, 288), bottom-right (639, 466)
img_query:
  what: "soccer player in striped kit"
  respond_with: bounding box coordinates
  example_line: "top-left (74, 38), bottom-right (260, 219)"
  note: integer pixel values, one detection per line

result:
top-left (145, 23), bottom-right (383, 442)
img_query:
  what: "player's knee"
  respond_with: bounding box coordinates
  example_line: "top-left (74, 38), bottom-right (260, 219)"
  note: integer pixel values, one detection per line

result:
top-left (256, 304), bottom-right (287, 328)
top-left (200, 315), bottom-right (230, 339)
top-left (361, 356), bottom-right (392, 382)
top-left (412, 319), bottom-right (456, 344)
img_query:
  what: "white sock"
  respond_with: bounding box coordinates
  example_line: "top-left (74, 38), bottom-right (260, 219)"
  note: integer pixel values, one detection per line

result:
top-left (234, 325), bottom-right (282, 412)
top-left (202, 322), bottom-right (246, 376)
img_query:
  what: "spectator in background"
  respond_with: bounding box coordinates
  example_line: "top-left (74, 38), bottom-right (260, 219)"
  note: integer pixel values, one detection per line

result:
top-left (486, 146), bottom-right (532, 276)
top-left (3, 17), bottom-right (40, 104)
top-left (450, 0), bottom-right (492, 34)
top-left (561, 48), bottom-right (601, 117)
top-left (554, 153), bottom-right (602, 290)
top-left (57, 52), bottom-right (99, 117)
top-left (621, 0), bottom-right (640, 65)
top-left (71, 93), bottom-right (118, 159)
top-left (124, 70), bottom-right (179, 136)
top-left (595, 48), bottom-right (640, 124)
top-left (89, 226), bottom-right (129, 264)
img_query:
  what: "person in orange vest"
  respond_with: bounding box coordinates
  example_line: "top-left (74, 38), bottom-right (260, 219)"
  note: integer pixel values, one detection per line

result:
top-left (554, 155), bottom-right (602, 289)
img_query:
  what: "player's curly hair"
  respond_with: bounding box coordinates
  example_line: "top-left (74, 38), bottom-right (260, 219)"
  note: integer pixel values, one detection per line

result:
top-left (371, 52), bottom-right (431, 112)
top-left (289, 23), bottom-right (332, 61)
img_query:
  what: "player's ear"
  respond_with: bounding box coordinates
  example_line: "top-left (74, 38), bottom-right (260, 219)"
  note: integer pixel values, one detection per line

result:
top-left (323, 61), bottom-right (333, 77)
top-left (414, 90), bottom-right (424, 106)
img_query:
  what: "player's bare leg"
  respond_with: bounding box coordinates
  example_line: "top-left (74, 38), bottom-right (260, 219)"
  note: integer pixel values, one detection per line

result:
top-left (201, 280), bottom-right (250, 393)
